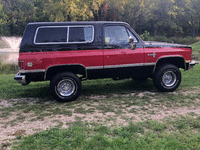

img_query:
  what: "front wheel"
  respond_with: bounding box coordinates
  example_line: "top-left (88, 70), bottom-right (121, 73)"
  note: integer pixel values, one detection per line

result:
top-left (50, 72), bottom-right (82, 102)
top-left (153, 64), bottom-right (181, 92)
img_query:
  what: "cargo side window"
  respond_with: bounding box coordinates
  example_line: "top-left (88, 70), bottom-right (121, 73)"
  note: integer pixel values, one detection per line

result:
top-left (68, 26), bottom-right (93, 43)
top-left (35, 27), bottom-right (67, 44)
top-left (34, 25), bottom-right (94, 45)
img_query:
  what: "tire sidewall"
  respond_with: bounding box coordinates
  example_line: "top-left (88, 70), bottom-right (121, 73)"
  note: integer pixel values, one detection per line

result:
top-left (50, 72), bottom-right (81, 102)
top-left (154, 64), bottom-right (181, 92)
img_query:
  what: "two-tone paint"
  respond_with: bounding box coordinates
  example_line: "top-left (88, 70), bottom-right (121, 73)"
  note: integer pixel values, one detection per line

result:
top-left (15, 21), bottom-right (193, 84)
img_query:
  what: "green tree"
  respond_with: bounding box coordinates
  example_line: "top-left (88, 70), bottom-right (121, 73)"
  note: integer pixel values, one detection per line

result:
top-left (1, 0), bottom-right (37, 35)
top-left (184, 0), bottom-right (200, 36)
top-left (0, 0), bottom-right (199, 36)
top-left (34, 0), bottom-right (50, 22)
top-left (0, 2), bottom-right (8, 35)
top-left (123, 0), bottom-right (151, 34)
top-left (43, 0), bottom-right (106, 22)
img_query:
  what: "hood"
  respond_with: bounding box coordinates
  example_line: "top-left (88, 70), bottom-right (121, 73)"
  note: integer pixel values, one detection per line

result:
top-left (144, 41), bottom-right (191, 48)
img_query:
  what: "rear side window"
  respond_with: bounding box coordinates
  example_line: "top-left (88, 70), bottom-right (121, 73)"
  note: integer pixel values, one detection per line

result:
top-left (35, 27), bottom-right (67, 44)
top-left (34, 25), bottom-right (94, 45)
top-left (68, 26), bottom-right (93, 43)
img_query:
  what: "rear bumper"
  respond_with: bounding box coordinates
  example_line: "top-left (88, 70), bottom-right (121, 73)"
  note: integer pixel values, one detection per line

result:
top-left (14, 70), bottom-right (45, 85)
top-left (14, 73), bottom-right (29, 85)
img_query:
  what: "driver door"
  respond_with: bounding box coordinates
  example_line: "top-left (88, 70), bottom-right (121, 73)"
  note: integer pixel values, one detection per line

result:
top-left (103, 25), bottom-right (144, 77)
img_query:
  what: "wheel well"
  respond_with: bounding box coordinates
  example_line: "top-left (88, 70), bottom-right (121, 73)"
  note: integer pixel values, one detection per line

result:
top-left (45, 65), bottom-right (86, 80)
top-left (155, 57), bottom-right (185, 71)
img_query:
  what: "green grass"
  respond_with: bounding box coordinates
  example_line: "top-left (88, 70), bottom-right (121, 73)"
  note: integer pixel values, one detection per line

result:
top-left (0, 73), bottom-right (156, 100)
top-left (0, 74), bottom-right (51, 99)
top-left (0, 63), bottom-right (199, 100)
top-left (10, 117), bottom-right (200, 150)
top-left (1, 39), bottom-right (200, 150)
top-left (140, 32), bottom-right (199, 45)
top-left (0, 63), bottom-right (18, 74)
top-left (0, 64), bottom-right (200, 149)
top-left (191, 40), bottom-right (200, 59)
top-left (192, 40), bottom-right (200, 51)
top-left (0, 64), bottom-right (199, 112)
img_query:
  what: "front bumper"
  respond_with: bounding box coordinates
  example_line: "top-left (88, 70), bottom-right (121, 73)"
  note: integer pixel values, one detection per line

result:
top-left (14, 73), bottom-right (29, 85)
top-left (188, 60), bottom-right (198, 70)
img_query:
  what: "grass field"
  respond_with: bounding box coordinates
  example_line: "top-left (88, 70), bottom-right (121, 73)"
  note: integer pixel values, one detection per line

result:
top-left (192, 40), bottom-right (200, 51)
top-left (192, 40), bottom-right (200, 59)
top-left (1, 65), bottom-right (200, 149)
top-left (0, 40), bottom-right (200, 149)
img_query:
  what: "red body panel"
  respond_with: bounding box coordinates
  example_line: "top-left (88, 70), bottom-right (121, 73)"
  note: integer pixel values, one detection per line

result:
top-left (19, 46), bottom-right (192, 71)
top-left (144, 47), bottom-right (192, 64)
top-left (103, 48), bottom-right (144, 66)
top-left (19, 50), bottom-right (104, 70)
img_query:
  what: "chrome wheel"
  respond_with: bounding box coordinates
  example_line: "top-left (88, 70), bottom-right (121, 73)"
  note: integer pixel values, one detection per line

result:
top-left (153, 64), bottom-right (181, 92)
top-left (50, 72), bottom-right (82, 102)
top-left (162, 71), bottom-right (177, 87)
top-left (56, 79), bottom-right (76, 97)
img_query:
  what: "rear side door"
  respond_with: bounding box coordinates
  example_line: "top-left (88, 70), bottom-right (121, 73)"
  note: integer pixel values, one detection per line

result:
top-left (102, 24), bottom-right (145, 78)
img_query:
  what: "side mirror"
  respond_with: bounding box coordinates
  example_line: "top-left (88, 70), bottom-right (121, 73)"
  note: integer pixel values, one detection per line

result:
top-left (129, 36), bottom-right (134, 43)
top-left (130, 43), bottom-right (136, 50)
top-left (129, 37), bottom-right (136, 50)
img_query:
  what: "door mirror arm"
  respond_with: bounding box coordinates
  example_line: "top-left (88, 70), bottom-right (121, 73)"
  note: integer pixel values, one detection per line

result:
top-left (129, 36), bottom-right (136, 50)
top-left (130, 43), bottom-right (136, 50)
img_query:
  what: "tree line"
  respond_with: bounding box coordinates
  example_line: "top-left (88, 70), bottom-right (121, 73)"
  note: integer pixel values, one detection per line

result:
top-left (0, 0), bottom-right (200, 37)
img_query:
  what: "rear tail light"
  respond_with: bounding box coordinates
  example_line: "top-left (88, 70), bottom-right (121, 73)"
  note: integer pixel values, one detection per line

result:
top-left (19, 61), bottom-right (24, 70)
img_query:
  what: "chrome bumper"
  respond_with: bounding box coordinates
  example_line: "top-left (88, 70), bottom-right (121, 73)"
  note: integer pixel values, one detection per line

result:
top-left (14, 73), bottom-right (28, 85)
top-left (188, 60), bottom-right (198, 70)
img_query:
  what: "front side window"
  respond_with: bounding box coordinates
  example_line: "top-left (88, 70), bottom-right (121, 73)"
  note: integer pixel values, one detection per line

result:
top-left (104, 25), bottom-right (138, 48)
top-left (34, 25), bottom-right (94, 45)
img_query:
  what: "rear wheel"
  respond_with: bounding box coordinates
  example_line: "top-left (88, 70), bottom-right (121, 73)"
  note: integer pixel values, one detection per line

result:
top-left (153, 64), bottom-right (181, 92)
top-left (50, 72), bottom-right (81, 102)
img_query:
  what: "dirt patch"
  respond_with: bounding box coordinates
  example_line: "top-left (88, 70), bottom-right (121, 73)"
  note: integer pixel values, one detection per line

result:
top-left (1, 90), bottom-right (200, 148)
top-left (2, 105), bottom-right (199, 145)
